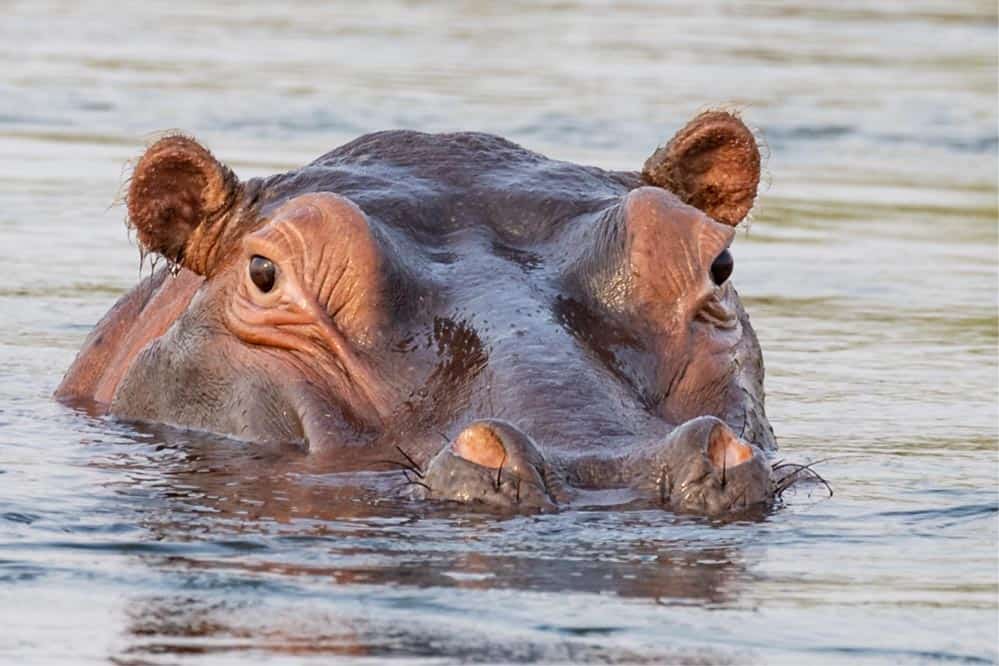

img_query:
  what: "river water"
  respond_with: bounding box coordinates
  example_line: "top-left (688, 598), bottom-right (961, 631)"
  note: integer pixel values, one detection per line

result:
top-left (1, 2), bottom-right (996, 663)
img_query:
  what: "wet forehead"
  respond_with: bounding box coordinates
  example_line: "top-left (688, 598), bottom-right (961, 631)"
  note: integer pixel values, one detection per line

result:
top-left (257, 131), bottom-right (640, 244)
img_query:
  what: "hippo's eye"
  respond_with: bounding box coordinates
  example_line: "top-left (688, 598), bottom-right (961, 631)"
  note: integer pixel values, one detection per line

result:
top-left (710, 249), bottom-right (733, 286)
top-left (249, 255), bottom-right (276, 293)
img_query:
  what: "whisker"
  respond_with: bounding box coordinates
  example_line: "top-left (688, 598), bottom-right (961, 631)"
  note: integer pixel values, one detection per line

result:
top-left (772, 454), bottom-right (853, 472)
top-left (772, 461), bottom-right (812, 475)
top-left (404, 478), bottom-right (432, 492)
top-left (401, 470), bottom-right (433, 493)
top-left (494, 452), bottom-right (507, 491)
top-left (388, 476), bottom-right (432, 494)
top-left (773, 460), bottom-right (831, 479)
top-left (774, 464), bottom-right (833, 498)
top-left (374, 459), bottom-right (421, 475)
top-left (774, 461), bottom-right (834, 497)
top-left (395, 445), bottom-right (424, 478)
top-left (775, 466), bottom-right (808, 493)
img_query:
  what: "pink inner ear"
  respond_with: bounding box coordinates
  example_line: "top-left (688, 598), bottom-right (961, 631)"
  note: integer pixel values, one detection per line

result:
top-left (708, 426), bottom-right (754, 469)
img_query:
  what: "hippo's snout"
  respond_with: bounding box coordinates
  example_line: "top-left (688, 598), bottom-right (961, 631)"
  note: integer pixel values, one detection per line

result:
top-left (643, 416), bottom-right (772, 515)
top-left (408, 416), bottom-right (772, 516)
top-left (416, 420), bottom-right (558, 511)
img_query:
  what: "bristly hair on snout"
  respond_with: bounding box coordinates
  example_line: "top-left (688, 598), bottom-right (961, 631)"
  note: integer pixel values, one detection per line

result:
top-left (771, 458), bottom-right (834, 500)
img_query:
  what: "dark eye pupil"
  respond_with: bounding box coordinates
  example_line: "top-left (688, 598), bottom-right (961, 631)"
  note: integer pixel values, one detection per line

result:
top-left (710, 249), bottom-right (734, 286)
top-left (249, 255), bottom-right (276, 292)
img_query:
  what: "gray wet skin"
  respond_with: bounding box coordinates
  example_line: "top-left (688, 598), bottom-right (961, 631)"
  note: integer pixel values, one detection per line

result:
top-left (57, 110), bottom-right (778, 516)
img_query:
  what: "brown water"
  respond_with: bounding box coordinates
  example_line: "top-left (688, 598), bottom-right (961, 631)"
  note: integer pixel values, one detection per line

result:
top-left (1, 2), bottom-right (997, 663)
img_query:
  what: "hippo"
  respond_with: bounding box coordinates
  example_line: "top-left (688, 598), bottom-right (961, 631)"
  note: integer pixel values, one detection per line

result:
top-left (57, 110), bottom-right (793, 515)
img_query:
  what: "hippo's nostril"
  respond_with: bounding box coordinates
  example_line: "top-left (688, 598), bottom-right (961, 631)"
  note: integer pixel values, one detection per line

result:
top-left (453, 423), bottom-right (507, 469)
top-left (420, 419), bottom-right (558, 510)
top-left (710, 249), bottom-right (733, 286)
top-left (707, 425), bottom-right (754, 471)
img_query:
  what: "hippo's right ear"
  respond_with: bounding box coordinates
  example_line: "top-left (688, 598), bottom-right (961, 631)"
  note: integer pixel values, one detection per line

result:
top-left (127, 136), bottom-right (240, 275)
top-left (642, 111), bottom-right (760, 227)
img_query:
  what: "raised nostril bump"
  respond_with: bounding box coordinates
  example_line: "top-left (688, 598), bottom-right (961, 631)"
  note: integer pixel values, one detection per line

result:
top-left (453, 423), bottom-right (507, 469)
top-left (710, 248), bottom-right (734, 285)
top-left (708, 425), bottom-right (754, 470)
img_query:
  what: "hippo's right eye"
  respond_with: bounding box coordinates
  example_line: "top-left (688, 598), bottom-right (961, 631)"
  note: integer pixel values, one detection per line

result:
top-left (249, 255), bottom-right (276, 293)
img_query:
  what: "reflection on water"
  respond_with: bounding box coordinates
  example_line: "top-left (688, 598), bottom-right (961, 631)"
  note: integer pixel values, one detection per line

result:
top-left (0, 1), bottom-right (996, 663)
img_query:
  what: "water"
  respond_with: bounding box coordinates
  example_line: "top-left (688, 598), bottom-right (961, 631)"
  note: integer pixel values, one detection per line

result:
top-left (1, 1), bottom-right (996, 663)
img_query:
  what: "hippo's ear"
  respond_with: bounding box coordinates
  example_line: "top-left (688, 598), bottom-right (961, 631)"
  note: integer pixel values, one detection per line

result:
top-left (127, 136), bottom-right (239, 273)
top-left (642, 111), bottom-right (760, 227)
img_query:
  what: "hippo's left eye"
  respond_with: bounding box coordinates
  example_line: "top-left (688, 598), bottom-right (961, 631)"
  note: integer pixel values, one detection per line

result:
top-left (710, 249), bottom-right (734, 286)
top-left (249, 255), bottom-right (276, 293)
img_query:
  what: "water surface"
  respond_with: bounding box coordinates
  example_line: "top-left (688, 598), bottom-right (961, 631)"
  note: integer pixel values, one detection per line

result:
top-left (1, 1), bottom-right (996, 663)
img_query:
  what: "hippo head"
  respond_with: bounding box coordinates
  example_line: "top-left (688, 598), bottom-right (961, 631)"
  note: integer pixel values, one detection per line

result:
top-left (61, 111), bottom-right (783, 515)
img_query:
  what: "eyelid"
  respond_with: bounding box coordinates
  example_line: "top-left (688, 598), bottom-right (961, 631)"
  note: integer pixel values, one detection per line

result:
top-left (243, 236), bottom-right (282, 262)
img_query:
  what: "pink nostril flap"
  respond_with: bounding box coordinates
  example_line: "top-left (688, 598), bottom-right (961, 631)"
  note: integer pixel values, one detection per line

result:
top-left (708, 427), bottom-right (755, 470)
top-left (453, 424), bottom-right (507, 469)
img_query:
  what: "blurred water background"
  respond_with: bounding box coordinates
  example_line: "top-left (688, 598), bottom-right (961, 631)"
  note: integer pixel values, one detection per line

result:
top-left (0, 1), bottom-right (996, 663)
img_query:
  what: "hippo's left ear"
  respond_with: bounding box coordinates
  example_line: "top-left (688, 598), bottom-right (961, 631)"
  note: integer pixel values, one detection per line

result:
top-left (127, 135), bottom-right (240, 275)
top-left (642, 111), bottom-right (760, 227)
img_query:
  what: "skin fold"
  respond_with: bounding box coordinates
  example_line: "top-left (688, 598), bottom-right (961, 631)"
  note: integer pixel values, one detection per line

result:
top-left (57, 110), bottom-right (782, 515)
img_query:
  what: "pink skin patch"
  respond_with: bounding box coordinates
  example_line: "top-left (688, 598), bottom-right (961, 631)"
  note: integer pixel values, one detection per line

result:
top-left (453, 424), bottom-right (507, 469)
top-left (708, 426), bottom-right (754, 470)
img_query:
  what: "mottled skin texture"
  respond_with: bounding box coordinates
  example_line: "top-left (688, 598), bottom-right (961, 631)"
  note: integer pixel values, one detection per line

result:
top-left (57, 111), bottom-right (779, 515)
